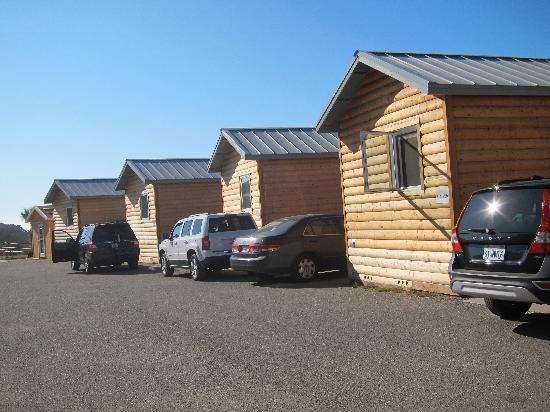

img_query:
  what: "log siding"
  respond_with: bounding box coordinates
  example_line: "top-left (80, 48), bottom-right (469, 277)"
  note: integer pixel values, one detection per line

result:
top-left (51, 191), bottom-right (79, 240)
top-left (339, 70), bottom-right (453, 293)
top-left (78, 197), bottom-right (126, 227)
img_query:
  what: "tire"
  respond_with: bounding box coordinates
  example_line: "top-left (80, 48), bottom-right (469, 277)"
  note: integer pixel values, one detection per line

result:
top-left (160, 254), bottom-right (174, 277)
top-left (128, 259), bottom-right (138, 270)
top-left (484, 298), bottom-right (531, 320)
top-left (70, 260), bottom-right (80, 271)
top-left (190, 254), bottom-right (207, 281)
top-left (84, 259), bottom-right (93, 274)
top-left (292, 254), bottom-right (318, 281)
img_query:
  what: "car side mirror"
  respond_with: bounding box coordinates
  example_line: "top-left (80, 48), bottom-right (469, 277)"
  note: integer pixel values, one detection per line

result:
top-left (162, 233), bottom-right (170, 240)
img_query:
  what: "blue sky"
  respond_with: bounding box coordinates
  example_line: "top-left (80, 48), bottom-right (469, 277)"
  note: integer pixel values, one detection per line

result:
top-left (1, 0), bottom-right (549, 225)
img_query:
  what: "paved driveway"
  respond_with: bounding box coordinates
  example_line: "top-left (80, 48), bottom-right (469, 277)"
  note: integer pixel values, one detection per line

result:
top-left (1, 259), bottom-right (549, 411)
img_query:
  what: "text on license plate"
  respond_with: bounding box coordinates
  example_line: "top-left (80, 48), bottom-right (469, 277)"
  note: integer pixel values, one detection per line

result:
top-left (483, 247), bottom-right (505, 261)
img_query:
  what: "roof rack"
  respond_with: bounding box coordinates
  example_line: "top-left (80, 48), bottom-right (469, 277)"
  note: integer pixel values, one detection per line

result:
top-left (495, 176), bottom-right (546, 187)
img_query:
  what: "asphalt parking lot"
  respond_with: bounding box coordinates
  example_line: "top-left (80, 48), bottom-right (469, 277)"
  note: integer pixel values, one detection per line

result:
top-left (1, 259), bottom-right (550, 411)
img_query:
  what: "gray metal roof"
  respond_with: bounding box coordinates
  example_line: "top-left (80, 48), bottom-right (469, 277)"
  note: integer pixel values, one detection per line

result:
top-left (115, 159), bottom-right (220, 190)
top-left (44, 179), bottom-right (123, 203)
top-left (317, 50), bottom-right (550, 132)
top-left (208, 128), bottom-right (339, 172)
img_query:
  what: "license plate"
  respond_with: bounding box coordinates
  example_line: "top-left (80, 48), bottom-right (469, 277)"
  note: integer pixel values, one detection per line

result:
top-left (241, 246), bottom-right (249, 253)
top-left (483, 247), bottom-right (505, 261)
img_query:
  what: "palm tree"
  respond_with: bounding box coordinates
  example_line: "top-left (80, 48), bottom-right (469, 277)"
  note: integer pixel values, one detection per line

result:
top-left (20, 208), bottom-right (31, 222)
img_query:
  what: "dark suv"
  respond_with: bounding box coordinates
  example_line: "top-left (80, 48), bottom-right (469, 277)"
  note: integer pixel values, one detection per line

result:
top-left (449, 177), bottom-right (550, 319)
top-left (52, 222), bottom-right (140, 273)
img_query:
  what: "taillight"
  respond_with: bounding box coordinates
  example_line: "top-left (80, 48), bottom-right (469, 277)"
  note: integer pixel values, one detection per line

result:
top-left (528, 189), bottom-right (550, 255)
top-left (248, 243), bottom-right (280, 253)
top-left (131, 240), bottom-right (140, 249)
top-left (202, 236), bottom-right (210, 250)
top-left (533, 281), bottom-right (550, 290)
top-left (232, 244), bottom-right (242, 252)
top-left (87, 242), bottom-right (97, 252)
top-left (451, 227), bottom-right (463, 253)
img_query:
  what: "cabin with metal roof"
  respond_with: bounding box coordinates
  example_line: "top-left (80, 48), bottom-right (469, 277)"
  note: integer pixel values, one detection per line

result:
top-left (25, 205), bottom-right (54, 259)
top-left (317, 50), bottom-right (550, 294)
top-left (44, 179), bottom-right (126, 242)
top-left (208, 128), bottom-right (343, 226)
top-left (115, 159), bottom-right (222, 262)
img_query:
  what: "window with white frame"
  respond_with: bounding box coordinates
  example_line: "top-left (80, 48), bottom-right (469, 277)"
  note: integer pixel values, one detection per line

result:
top-left (140, 193), bottom-right (149, 219)
top-left (66, 207), bottom-right (74, 226)
top-left (361, 125), bottom-right (422, 192)
top-left (240, 175), bottom-right (251, 210)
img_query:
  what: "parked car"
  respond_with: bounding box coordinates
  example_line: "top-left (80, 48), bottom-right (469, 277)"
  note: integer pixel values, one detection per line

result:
top-left (449, 177), bottom-right (550, 319)
top-left (230, 214), bottom-right (346, 281)
top-left (158, 212), bottom-right (257, 280)
top-left (52, 221), bottom-right (140, 273)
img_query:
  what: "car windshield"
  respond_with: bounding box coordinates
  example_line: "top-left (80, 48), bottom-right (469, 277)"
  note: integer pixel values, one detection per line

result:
top-left (208, 215), bottom-right (256, 233)
top-left (93, 224), bottom-right (137, 242)
top-left (255, 218), bottom-right (299, 236)
top-left (458, 188), bottom-right (543, 235)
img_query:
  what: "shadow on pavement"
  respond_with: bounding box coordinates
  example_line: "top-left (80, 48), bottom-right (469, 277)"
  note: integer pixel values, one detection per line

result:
top-left (67, 265), bottom-right (160, 276)
top-left (203, 270), bottom-right (256, 283)
top-left (513, 313), bottom-right (550, 341)
top-left (253, 271), bottom-right (352, 289)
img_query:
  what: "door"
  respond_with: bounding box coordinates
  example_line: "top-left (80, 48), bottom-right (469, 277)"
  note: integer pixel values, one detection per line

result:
top-left (51, 230), bottom-right (78, 263)
top-left (165, 222), bottom-right (183, 263)
top-left (178, 220), bottom-right (194, 265)
top-left (38, 225), bottom-right (45, 257)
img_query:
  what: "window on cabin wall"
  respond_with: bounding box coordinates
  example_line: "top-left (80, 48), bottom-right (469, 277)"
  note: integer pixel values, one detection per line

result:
top-left (240, 175), bottom-right (251, 210)
top-left (140, 193), bottom-right (149, 219)
top-left (66, 207), bottom-right (74, 226)
top-left (361, 125), bottom-right (422, 192)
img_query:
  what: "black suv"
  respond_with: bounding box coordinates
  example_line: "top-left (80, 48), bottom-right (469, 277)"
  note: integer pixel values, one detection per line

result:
top-left (449, 177), bottom-right (550, 319)
top-left (52, 222), bottom-right (140, 273)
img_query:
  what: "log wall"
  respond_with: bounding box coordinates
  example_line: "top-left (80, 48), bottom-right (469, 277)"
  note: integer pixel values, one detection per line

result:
top-left (123, 173), bottom-right (158, 262)
top-left (339, 70), bottom-right (453, 293)
top-left (155, 181), bottom-right (223, 240)
top-left (447, 96), bottom-right (550, 219)
top-left (51, 191), bottom-right (79, 240)
top-left (259, 158), bottom-right (343, 224)
top-left (220, 149), bottom-right (263, 226)
top-left (78, 197), bottom-right (126, 227)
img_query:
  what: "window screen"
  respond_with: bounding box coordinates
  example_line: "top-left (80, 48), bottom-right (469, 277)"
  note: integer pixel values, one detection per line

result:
top-left (240, 175), bottom-right (251, 210)
top-left (361, 126), bottom-right (421, 192)
top-left (140, 194), bottom-right (149, 219)
top-left (66, 207), bottom-right (74, 226)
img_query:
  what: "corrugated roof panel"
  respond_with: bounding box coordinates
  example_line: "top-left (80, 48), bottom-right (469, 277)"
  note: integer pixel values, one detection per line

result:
top-left (44, 179), bottom-right (123, 203)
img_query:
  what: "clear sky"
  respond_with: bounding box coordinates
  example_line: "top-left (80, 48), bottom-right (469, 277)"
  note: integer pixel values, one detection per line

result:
top-left (1, 0), bottom-right (549, 225)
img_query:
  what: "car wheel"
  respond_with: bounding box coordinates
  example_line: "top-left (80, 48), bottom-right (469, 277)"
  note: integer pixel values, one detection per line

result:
top-left (160, 254), bottom-right (174, 277)
top-left (190, 254), bottom-right (207, 281)
top-left (70, 260), bottom-right (80, 271)
top-left (484, 298), bottom-right (531, 320)
top-left (292, 254), bottom-right (318, 281)
top-left (84, 259), bottom-right (93, 274)
top-left (128, 259), bottom-right (139, 270)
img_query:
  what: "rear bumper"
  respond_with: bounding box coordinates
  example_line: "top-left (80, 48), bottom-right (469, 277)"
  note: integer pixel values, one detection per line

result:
top-left (451, 280), bottom-right (544, 303)
top-left (230, 254), bottom-right (286, 274)
top-left (87, 250), bottom-right (139, 266)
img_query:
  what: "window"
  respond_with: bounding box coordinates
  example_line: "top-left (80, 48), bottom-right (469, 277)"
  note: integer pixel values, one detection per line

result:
top-left (240, 175), bottom-right (251, 210)
top-left (181, 220), bottom-right (193, 237)
top-left (208, 215), bottom-right (256, 233)
top-left (361, 126), bottom-right (421, 192)
top-left (66, 207), bottom-right (74, 226)
top-left (304, 217), bottom-right (344, 236)
top-left (171, 222), bottom-right (183, 239)
top-left (191, 219), bottom-right (203, 235)
top-left (140, 193), bottom-right (149, 219)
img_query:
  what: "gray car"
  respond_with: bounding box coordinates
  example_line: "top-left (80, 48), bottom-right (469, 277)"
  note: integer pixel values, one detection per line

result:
top-left (159, 212), bottom-right (257, 280)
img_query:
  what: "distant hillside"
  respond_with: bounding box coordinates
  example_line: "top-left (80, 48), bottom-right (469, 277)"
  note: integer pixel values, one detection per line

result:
top-left (0, 223), bottom-right (31, 244)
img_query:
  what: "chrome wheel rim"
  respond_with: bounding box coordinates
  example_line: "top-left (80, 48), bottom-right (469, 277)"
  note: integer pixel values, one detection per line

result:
top-left (298, 258), bottom-right (316, 279)
top-left (190, 257), bottom-right (198, 278)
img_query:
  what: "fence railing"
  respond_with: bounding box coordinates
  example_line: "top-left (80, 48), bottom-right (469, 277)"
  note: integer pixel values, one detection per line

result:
top-left (0, 242), bottom-right (32, 260)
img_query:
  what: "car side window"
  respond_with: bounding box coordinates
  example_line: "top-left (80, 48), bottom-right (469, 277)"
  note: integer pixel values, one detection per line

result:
top-left (304, 218), bottom-right (343, 236)
top-left (191, 219), bottom-right (203, 236)
top-left (304, 219), bottom-right (324, 236)
top-left (181, 220), bottom-right (193, 238)
top-left (320, 218), bottom-right (342, 235)
top-left (171, 222), bottom-right (183, 239)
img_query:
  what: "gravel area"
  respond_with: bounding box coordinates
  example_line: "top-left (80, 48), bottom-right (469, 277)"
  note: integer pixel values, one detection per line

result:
top-left (1, 259), bottom-right (549, 411)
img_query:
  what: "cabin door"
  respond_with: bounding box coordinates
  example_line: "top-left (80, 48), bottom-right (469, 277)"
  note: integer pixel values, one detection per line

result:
top-left (38, 225), bottom-right (45, 257)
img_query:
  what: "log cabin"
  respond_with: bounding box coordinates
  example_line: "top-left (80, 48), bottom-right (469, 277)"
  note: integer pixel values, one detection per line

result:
top-left (25, 205), bottom-right (54, 259)
top-left (316, 51), bottom-right (550, 294)
top-left (114, 159), bottom-right (222, 262)
top-left (44, 179), bottom-right (126, 241)
top-left (208, 128), bottom-right (343, 227)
